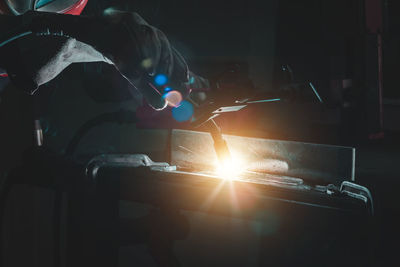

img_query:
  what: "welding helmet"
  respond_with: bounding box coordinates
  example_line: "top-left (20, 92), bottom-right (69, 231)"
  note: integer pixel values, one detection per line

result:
top-left (0, 0), bottom-right (87, 15)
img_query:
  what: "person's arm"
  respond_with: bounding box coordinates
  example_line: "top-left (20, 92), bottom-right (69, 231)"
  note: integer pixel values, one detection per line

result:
top-left (0, 11), bottom-right (189, 110)
top-left (29, 38), bottom-right (113, 88)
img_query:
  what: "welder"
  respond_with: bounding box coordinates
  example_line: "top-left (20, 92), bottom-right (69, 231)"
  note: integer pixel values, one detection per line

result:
top-left (0, 0), bottom-right (234, 169)
top-left (0, 3), bottom-right (200, 265)
top-left (0, 0), bottom-right (191, 110)
top-left (0, 0), bottom-right (212, 176)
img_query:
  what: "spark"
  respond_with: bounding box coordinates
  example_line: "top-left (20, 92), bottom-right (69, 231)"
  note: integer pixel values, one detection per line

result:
top-left (309, 82), bottom-right (323, 103)
top-left (246, 98), bottom-right (281, 104)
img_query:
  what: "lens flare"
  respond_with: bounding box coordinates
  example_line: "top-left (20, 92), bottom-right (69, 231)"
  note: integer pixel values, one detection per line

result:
top-left (154, 74), bottom-right (168, 86)
top-left (141, 58), bottom-right (153, 69)
top-left (163, 90), bottom-right (182, 107)
top-left (172, 101), bottom-right (194, 122)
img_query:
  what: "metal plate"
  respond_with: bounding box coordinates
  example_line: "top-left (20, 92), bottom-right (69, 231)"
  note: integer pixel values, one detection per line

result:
top-left (171, 130), bottom-right (356, 185)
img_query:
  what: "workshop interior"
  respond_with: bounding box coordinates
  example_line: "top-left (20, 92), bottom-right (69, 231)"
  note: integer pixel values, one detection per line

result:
top-left (0, 0), bottom-right (398, 266)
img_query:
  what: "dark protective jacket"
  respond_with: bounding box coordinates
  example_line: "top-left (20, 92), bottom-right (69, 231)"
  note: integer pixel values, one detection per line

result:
top-left (0, 11), bottom-right (192, 110)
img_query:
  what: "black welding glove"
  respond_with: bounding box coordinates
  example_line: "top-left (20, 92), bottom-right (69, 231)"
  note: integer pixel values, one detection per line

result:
top-left (0, 11), bottom-right (190, 110)
top-left (96, 11), bottom-right (190, 109)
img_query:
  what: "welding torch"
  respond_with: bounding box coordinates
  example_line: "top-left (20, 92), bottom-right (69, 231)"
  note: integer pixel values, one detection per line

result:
top-left (206, 119), bottom-right (232, 163)
top-left (187, 72), bottom-right (325, 164)
top-left (190, 103), bottom-right (251, 164)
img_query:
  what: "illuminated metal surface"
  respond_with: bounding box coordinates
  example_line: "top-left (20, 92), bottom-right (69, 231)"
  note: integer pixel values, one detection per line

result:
top-left (171, 130), bottom-right (356, 184)
top-left (168, 169), bottom-right (306, 189)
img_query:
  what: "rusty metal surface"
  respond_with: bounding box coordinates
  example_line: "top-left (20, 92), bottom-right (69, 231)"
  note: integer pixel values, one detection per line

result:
top-left (171, 130), bottom-right (355, 185)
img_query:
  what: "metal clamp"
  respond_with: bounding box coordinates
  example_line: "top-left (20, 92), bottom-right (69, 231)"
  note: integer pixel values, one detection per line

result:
top-left (340, 181), bottom-right (374, 215)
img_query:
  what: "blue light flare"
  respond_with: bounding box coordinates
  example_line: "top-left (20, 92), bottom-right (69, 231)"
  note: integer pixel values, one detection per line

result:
top-left (154, 74), bottom-right (168, 86)
top-left (172, 101), bottom-right (194, 122)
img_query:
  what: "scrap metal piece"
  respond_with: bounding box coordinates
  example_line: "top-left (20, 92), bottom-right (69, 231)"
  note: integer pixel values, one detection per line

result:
top-left (340, 181), bottom-right (374, 214)
top-left (212, 105), bottom-right (247, 114)
top-left (191, 105), bottom-right (246, 129)
top-left (86, 154), bottom-right (171, 177)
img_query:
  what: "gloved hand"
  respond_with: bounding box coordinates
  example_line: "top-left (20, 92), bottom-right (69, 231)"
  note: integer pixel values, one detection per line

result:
top-left (98, 11), bottom-right (190, 110)
top-left (0, 11), bottom-right (190, 110)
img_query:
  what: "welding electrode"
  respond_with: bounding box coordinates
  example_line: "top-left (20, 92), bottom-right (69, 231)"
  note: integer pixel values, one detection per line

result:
top-left (208, 119), bottom-right (232, 163)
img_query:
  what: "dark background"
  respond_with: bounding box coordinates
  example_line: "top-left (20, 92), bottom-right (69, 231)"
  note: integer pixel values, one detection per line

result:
top-left (1, 0), bottom-right (399, 266)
